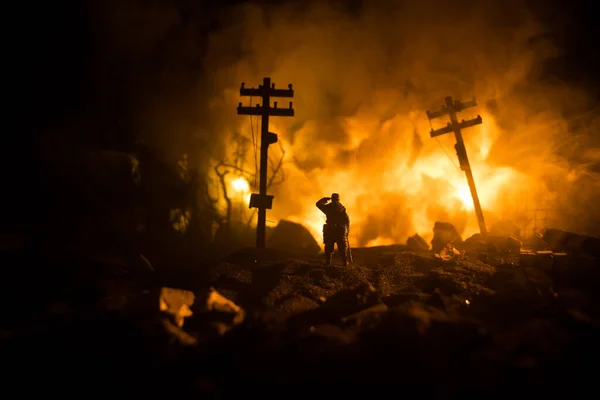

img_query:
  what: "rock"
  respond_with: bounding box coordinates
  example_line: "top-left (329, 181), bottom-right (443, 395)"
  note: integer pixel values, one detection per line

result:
top-left (159, 287), bottom-right (195, 328)
top-left (308, 324), bottom-right (357, 345)
top-left (156, 287), bottom-right (246, 339)
top-left (439, 242), bottom-right (462, 261)
top-left (159, 318), bottom-right (199, 346)
top-left (463, 234), bottom-right (522, 254)
top-left (407, 234), bottom-right (429, 251)
top-left (286, 282), bottom-right (381, 328)
top-left (543, 229), bottom-right (600, 259)
top-left (341, 303), bottom-right (389, 328)
top-left (431, 222), bottom-right (463, 254)
top-left (308, 268), bottom-right (327, 281)
top-left (319, 282), bottom-right (381, 316)
top-left (267, 220), bottom-right (321, 255)
top-left (370, 302), bottom-right (486, 345)
top-left (382, 292), bottom-right (433, 307)
top-left (565, 233), bottom-right (600, 259)
top-left (192, 288), bottom-right (246, 335)
top-left (522, 233), bottom-right (552, 251)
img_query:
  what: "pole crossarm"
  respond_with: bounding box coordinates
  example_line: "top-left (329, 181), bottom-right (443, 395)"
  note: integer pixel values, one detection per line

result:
top-left (237, 103), bottom-right (294, 117)
top-left (240, 82), bottom-right (294, 98)
top-left (430, 116), bottom-right (482, 138)
top-left (426, 97), bottom-right (478, 120)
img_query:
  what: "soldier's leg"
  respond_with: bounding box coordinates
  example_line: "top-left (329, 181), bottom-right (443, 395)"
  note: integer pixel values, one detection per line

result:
top-left (323, 224), bottom-right (334, 265)
top-left (337, 238), bottom-right (348, 266)
top-left (324, 241), bottom-right (334, 265)
top-left (345, 236), bottom-right (353, 265)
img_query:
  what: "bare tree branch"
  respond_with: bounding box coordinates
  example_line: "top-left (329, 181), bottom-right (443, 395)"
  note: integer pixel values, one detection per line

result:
top-left (215, 162), bottom-right (254, 181)
top-left (267, 141), bottom-right (286, 189)
top-left (214, 161), bottom-right (231, 226)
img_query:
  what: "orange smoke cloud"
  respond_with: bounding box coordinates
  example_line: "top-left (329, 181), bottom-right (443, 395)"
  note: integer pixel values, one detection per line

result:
top-left (207, 0), bottom-right (600, 246)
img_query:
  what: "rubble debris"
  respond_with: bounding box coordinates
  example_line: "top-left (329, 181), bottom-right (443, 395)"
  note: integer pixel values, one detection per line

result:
top-left (519, 250), bottom-right (555, 272)
top-left (406, 233), bottom-right (429, 251)
top-left (372, 254), bottom-right (430, 296)
top-left (190, 288), bottom-right (247, 336)
top-left (319, 282), bottom-right (380, 315)
top-left (341, 303), bottom-right (388, 328)
top-left (159, 318), bottom-right (198, 346)
top-left (158, 286), bottom-right (246, 338)
top-left (286, 282), bottom-right (381, 328)
top-left (439, 242), bottom-right (463, 261)
top-left (267, 220), bottom-right (321, 255)
top-left (159, 287), bottom-right (195, 328)
top-left (543, 229), bottom-right (600, 259)
top-left (307, 268), bottom-right (327, 281)
top-left (462, 234), bottom-right (521, 254)
top-left (308, 324), bottom-right (358, 345)
top-left (382, 292), bottom-right (433, 307)
top-left (6, 230), bottom-right (600, 394)
top-left (431, 222), bottom-right (463, 253)
top-left (522, 233), bottom-right (552, 252)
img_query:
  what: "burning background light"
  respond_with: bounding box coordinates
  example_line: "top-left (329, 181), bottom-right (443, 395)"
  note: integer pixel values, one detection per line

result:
top-left (83, 0), bottom-right (600, 247)
top-left (231, 176), bottom-right (250, 194)
top-left (197, 0), bottom-right (600, 247)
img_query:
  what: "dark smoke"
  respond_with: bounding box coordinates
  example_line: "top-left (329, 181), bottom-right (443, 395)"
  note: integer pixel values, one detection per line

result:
top-left (13, 0), bottom-right (599, 240)
top-left (201, 0), bottom-right (600, 240)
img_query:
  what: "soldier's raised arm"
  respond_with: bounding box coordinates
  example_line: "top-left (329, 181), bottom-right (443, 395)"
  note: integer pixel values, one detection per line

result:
top-left (316, 197), bottom-right (330, 213)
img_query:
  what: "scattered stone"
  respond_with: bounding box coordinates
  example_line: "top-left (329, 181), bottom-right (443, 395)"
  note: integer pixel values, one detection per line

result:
top-left (519, 251), bottom-right (554, 272)
top-left (308, 268), bottom-right (327, 281)
top-left (406, 234), bottom-right (429, 251)
top-left (308, 324), bottom-right (357, 345)
top-left (439, 242), bottom-right (463, 261)
top-left (382, 292), bottom-right (433, 307)
top-left (160, 287), bottom-right (195, 328)
top-left (543, 229), bottom-right (600, 259)
top-left (286, 282), bottom-right (381, 328)
top-left (341, 303), bottom-right (389, 328)
top-left (431, 222), bottom-right (463, 254)
top-left (191, 288), bottom-right (246, 336)
top-left (522, 233), bottom-right (551, 252)
top-left (267, 220), bottom-right (321, 255)
top-left (463, 234), bottom-right (521, 254)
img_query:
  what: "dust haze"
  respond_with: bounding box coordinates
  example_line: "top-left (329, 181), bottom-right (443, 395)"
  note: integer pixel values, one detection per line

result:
top-left (76, 0), bottom-right (600, 246)
top-left (202, 0), bottom-right (600, 245)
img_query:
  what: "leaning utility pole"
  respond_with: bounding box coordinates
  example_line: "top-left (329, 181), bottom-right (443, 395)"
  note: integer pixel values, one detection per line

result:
top-left (427, 96), bottom-right (488, 235)
top-left (237, 77), bottom-right (295, 248)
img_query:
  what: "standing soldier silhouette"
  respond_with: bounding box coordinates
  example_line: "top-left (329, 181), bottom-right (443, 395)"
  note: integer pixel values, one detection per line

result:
top-left (316, 193), bottom-right (352, 266)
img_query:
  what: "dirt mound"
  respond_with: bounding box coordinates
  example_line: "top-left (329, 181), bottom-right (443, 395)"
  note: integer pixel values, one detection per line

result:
top-left (3, 246), bottom-right (600, 395)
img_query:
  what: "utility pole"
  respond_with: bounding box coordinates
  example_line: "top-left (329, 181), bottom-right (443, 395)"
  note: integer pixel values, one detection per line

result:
top-left (426, 96), bottom-right (488, 235)
top-left (237, 77), bottom-right (295, 248)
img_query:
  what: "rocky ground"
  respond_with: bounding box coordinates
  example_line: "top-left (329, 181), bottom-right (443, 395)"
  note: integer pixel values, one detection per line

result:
top-left (1, 244), bottom-right (599, 397)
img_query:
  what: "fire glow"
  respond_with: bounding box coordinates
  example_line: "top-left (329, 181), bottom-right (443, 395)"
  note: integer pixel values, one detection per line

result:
top-left (231, 176), bottom-right (250, 193)
top-left (209, 1), bottom-right (592, 247)
top-left (222, 110), bottom-right (536, 248)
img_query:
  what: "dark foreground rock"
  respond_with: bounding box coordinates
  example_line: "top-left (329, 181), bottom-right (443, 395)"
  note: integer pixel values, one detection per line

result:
top-left (1, 246), bottom-right (599, 397)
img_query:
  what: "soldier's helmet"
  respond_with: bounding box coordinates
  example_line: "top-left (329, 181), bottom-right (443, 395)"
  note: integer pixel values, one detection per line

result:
top-left (331, 193), bottom-right (340, 201)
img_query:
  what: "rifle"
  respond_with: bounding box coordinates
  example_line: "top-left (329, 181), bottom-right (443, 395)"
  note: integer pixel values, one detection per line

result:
top-left (345, 226), bottom-right (353, 265)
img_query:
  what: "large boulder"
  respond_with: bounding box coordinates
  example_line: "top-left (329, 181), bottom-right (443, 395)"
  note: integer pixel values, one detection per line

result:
top-left (431, 222), bottom-right (463, 254)
top-left (407, 234), bottom-right (429, 251)
top-left (463, 234), bottom-right (522, 254)
top-left (267, 220), bottom-right (321, 255)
